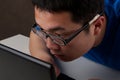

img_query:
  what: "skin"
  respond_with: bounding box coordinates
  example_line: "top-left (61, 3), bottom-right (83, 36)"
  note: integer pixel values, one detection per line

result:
top-left (29, 6), bottom-right (106, 76)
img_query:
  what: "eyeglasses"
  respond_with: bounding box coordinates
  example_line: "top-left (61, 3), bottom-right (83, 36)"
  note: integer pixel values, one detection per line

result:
top-left (32, 11), bottom-right (104, 46)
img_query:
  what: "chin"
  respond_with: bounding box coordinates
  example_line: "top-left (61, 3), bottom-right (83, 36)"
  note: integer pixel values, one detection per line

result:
top-left (57, 56), bottom-right (76, 62)
top-left (60, 55), bottom-right (84, 62)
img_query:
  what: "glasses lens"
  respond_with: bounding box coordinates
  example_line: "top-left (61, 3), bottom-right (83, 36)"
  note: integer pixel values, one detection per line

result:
top-left (32, 24), bottom-right (65, 45)
top-left (49, 35), bottom-right (65, 45)
top-left (38, 31), bottom-right (47, 39)
top-left (32, 26), bottom-right (48, 40)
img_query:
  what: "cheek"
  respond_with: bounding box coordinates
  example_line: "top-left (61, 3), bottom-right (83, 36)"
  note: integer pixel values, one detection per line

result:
top-left (66, 33), bottom-right (94, 57)
top-left (74, 33), bottom-right (95, 54)
top-left (59, 32), bottom-right (95, 61)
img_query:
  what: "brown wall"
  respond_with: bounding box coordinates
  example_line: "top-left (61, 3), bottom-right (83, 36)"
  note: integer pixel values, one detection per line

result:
top-left (0, 0), bottom-right (34, 40)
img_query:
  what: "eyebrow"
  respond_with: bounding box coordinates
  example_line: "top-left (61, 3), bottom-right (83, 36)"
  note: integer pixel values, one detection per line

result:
top-left (36, 22), bottom-right (65, 32)
top-left (47, 26), bottom-right (65, 32)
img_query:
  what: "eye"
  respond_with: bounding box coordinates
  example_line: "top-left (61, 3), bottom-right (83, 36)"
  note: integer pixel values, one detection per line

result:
top-left (54, 33), bottom-right (62, 37)
top-left (54, 32), bottom-right (71, 39)
top-left (48, 32), bottom-right (64, 39)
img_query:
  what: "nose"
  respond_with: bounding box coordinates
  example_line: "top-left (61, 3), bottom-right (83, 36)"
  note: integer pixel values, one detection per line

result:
top-left (46, 38), bottom-right (60, 50)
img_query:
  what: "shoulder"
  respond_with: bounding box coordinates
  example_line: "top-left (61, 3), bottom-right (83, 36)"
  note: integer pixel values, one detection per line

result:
top-left (104, 0), bottom-right (120, 18)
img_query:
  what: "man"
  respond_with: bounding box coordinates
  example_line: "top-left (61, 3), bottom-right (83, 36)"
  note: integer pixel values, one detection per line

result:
top-left (29, 0), bottom-right (120, 79)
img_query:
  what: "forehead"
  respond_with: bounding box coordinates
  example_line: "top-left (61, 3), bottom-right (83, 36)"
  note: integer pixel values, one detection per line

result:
top-left (34, 7), bottom-right (80, 31)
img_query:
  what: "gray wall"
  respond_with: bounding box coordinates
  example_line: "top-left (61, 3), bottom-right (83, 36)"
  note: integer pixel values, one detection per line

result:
top-left (0, 0), bottom-right (34, 40)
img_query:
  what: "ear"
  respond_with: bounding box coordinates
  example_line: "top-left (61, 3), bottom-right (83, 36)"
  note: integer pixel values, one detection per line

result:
top-left (93, 16), bottom-right (105, 36)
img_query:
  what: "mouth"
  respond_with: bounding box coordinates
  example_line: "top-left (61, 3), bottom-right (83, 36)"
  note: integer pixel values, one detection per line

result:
top-left (53, 54), bottom-right (71, 62)
top-left (52, 52), bottom-right (64, 57)
top-left (53, 54), bottom-right (64, 57)
top-left (50, 50), bottom-right (64, 58)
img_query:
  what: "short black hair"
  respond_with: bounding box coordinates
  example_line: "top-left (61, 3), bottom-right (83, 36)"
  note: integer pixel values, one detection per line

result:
top-left (32, 0), bottom-right (104, 24)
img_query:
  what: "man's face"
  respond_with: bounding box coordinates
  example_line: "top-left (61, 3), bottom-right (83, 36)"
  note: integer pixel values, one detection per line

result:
top-left (35, 7), bottom-right (96, 61)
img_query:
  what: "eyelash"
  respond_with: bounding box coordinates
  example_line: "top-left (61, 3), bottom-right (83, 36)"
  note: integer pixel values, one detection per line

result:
top-left (55, 33), bottom-right (70, 38)
top-left (54, 33), bottom-right (63, 37)
top-left (45, 31), bottom-right (70, 38)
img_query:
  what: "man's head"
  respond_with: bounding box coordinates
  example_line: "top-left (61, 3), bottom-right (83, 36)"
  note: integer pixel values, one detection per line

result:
top-left (32, 0), bottom-right (104, 24)
top-left (32, 0), bottom-right (106, 61)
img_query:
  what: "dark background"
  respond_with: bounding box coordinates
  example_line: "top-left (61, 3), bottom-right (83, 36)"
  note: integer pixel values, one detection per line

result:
top-left (0, 0), bottom-right (34, 40)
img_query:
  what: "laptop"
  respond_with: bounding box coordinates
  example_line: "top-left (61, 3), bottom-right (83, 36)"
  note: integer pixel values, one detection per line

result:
top-left (0, 43), bottom-right (56, 80)
top-left (1, 34), bottom-right (120, 80)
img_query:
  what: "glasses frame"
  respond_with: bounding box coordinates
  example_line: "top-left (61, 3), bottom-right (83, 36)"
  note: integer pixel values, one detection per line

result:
top-left (32, 11), bottom-right (104, 46)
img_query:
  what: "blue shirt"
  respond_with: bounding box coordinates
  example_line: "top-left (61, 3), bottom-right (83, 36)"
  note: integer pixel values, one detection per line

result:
top-left (84, 0), bottom-right (120, 70)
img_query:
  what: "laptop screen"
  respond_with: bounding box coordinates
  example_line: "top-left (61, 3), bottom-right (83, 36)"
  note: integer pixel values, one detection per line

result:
top-left (0, 44), bottom-right (56, 80)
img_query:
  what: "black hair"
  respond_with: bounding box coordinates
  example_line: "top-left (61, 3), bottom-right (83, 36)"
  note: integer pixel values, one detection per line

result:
top-left (32, 0), bottom-right (104, 24)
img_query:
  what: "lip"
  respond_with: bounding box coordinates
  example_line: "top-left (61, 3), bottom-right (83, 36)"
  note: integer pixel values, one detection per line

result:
top-left (53, 54), bottom-right (64, 59)
top-left (50, 50), bottom-right (65, 58)
top-left (53, 53), bottom-right (64, 57)
top-left (50, 50), bottom-right (61, 55)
